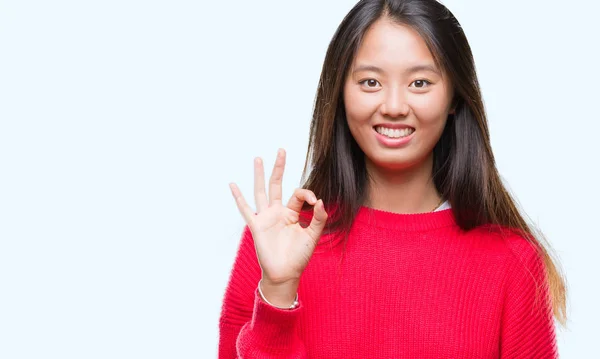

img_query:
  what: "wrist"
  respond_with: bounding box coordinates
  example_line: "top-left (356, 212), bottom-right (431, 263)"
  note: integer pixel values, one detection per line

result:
top-left (258, 278), bottom-right (299, 309)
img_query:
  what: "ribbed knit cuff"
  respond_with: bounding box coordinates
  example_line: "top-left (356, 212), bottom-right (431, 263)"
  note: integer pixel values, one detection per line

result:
top-left (237, 287), bottom-right (304, 354)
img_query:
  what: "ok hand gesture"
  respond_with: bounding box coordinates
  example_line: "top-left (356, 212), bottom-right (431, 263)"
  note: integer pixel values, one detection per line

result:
top-left (229, 149), bottom-right (328, 306)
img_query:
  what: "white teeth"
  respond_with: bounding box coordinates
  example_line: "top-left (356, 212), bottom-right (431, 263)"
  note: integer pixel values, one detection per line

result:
top-left (375, 126), bottom-right (414, 138)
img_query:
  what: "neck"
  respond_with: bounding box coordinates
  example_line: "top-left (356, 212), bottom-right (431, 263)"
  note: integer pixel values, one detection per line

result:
top-left (364, 153), bottom-right (441, 214)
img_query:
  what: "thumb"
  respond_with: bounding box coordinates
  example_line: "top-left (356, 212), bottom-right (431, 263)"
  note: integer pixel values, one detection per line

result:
top-left (306, 199), bottom-right (328, 241)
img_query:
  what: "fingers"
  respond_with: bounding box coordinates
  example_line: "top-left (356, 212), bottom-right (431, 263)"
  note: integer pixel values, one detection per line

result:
top-left (268, 149), bottom-right (286, 205)
top-left (229, 183), bottom-right (255, 225)
top-left (286, 188), bottom-right (317, 213)
top-left (306, 199), bottom-right (328, 240)
top-left (254, 158), bottom-right (268, 212)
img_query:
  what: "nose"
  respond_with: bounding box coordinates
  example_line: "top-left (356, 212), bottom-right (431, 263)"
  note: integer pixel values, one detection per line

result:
top-left (379, 87), bottom-right (410, 118)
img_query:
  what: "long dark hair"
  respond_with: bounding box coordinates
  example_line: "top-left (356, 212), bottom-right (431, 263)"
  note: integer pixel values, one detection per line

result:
top-left (300, 0), bottom-right (567, 326)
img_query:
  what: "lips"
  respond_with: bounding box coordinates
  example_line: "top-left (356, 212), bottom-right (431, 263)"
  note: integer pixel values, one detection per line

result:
top-left (374, 125), bottom-right (415, 139)
top-left (373, 125), bottom-right (415, 147)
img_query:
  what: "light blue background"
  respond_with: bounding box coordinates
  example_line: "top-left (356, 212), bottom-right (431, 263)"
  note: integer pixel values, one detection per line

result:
top-left (1, 0), bottom-right (598, 357)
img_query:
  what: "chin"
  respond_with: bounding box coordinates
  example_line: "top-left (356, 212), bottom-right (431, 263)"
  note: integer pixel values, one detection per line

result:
top-left (367, 153), bottom-right (421, 171)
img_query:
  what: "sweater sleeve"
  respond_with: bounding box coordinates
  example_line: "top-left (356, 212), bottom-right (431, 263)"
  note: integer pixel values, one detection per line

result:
top-left (218, 226), bottom-right (307, 359)
top-left (499, 235), bottom-right (559, 358)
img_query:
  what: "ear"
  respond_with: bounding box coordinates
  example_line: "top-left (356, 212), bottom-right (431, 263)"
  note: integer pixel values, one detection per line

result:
top-left (449, 94), bottom-right (458, 115)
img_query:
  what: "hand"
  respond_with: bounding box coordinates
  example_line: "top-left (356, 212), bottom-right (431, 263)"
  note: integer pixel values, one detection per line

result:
top-left (229, 149), bottom-right (328, 304)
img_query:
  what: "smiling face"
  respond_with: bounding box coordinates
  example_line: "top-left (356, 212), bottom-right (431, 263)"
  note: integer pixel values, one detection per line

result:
top-left (343, 17), bottom-right (455, 172)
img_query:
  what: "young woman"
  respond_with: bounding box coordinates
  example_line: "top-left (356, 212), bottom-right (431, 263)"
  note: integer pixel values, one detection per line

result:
top-left (219, 0), bottom-right (567, 357)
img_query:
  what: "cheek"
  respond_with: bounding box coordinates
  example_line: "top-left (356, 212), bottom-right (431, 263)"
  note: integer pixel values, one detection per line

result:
top-left (344, 85), bottom-right (378, 126)
top-left (411, 93), bottom-right (450, 126)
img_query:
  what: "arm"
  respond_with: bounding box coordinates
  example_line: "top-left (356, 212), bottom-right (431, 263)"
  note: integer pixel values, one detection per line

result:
top-left (500, 236), bottom-right (559, 358)
top-left (218, 226), bottom-right (307, 359)
top-left (220, 150), bottom-right (327, 358)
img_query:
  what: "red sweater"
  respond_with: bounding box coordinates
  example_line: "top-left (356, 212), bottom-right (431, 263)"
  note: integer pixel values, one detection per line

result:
top-left (219, 206), bottom-right (558, 358)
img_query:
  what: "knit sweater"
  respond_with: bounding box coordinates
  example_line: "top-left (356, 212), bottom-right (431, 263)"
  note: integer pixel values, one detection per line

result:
top-left (219, 206), bottom-right (558, 358)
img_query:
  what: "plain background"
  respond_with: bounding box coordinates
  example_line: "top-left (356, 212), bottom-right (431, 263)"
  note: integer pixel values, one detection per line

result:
top-left (1, 0), bottom-right (599, 357)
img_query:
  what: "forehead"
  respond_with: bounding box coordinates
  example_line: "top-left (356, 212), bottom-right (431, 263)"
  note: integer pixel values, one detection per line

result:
top-left (353, 18), bottom-right (436, 70)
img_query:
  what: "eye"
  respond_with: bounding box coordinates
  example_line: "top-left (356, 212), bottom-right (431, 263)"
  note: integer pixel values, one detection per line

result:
top-left (410, 79), bottom-right (432, 89)
top-left (359, 79), bottom-right (381, 88)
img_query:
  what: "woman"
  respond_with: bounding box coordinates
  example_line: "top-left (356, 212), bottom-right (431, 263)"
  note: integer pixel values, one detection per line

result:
top-left (219, 0), bottom-right (567, 357)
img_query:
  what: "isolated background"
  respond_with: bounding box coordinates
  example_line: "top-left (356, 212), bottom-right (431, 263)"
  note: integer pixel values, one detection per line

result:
top-left (1, 0), bottom-right (599, 357)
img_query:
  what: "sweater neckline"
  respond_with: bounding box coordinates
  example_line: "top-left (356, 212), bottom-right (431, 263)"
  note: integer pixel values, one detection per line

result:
top-left (354, 205), bottom-right (457, 231)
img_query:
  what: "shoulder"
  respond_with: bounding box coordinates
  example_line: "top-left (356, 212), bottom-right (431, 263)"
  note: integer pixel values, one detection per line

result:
top-left (464, 224), bottom-right (545, 278)
top-left (466, 223), bottom-right (539, 254)
top-left (464, 224), bottom-right (550, 318)
top-left (468, 224), bottom-right (548, 291)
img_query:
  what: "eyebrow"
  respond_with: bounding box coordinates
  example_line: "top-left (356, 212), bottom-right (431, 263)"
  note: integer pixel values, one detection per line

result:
top-left (352, 64), bottom-right (441, 76)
